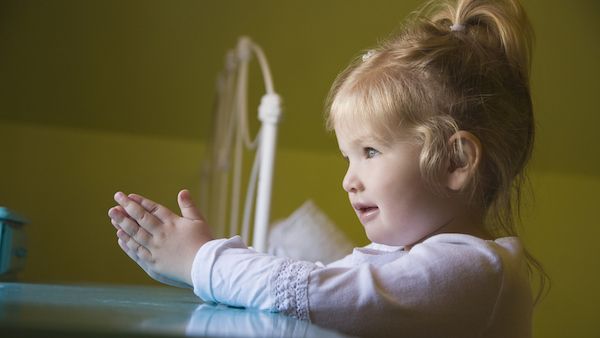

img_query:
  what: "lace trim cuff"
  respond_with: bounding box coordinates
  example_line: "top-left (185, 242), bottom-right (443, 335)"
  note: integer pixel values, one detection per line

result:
top-left (271, 259), bottom-right (314, 320)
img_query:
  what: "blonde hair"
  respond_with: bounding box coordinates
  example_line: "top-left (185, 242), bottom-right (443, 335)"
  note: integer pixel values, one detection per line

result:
top-left (326, 0), bottom-right (548, 303)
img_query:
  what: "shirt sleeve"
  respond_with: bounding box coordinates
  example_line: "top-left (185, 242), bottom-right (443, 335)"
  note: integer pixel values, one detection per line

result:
top-left (191, 235), bottom-right (506, 337)
top-left (191, 236), bottom-right (316, 319)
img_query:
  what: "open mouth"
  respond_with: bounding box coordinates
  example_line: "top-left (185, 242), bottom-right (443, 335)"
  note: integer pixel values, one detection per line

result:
top-left (358, 206), bottom-right (378, 214)
top-left (352, 203), bottom-right (379, 222)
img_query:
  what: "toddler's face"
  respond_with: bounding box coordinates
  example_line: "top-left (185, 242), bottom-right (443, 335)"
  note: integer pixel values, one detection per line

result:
top-left (336, 126), bottom-right (454, 246)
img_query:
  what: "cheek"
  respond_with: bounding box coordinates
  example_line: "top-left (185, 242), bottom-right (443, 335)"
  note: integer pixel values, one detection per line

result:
top-left (379, 171), bottom-right (432, 218)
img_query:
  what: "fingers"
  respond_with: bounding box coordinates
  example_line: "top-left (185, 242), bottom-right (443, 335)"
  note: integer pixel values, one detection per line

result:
top-left (117, 237), bottom-right (190, 288)
top-left (117, 238), bottom-right (156, 279)
top-left (114, 192), bottom-right (163, 233)
top-left (118, 237), bottom-right (153, 273)
top-left (177, 189), bottom-right (205, 221)
top-left (110, 218), bottom-right (120, 230)
top-left (117, 229), bottom-right (153, 262)
top-left (127, 193), bottom-right (175, 224)
top-left (109, 206), bottom-right (127, 230)
top-left (109, 207), bottom-right (153, 246)
top-left (118, 238), bottom-right (141, 264)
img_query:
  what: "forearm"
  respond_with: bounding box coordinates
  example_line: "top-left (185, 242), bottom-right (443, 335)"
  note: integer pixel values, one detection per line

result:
top-left (191, 236), bottom-right (316, 318)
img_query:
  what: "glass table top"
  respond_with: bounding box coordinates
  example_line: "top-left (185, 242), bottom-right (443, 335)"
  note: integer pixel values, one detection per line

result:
top-left (0, 282), bottom-right (351, 337)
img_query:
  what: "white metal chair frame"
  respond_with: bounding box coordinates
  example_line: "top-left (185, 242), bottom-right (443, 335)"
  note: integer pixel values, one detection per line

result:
top-left (200, 37), bottom-right (281, 253)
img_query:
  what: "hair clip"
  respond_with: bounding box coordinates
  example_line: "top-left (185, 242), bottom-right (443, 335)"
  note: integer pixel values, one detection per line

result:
top-left (362, 50), bottom-right (375, 62)
top-left (450, 23), bottom-right (466, 32)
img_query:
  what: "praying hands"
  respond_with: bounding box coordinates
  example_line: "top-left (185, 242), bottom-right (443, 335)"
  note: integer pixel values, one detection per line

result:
top-left (107, 189), bottom-right (213, 288)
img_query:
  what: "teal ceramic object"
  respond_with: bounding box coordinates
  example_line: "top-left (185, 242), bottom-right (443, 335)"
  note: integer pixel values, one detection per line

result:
top-left (0, 207), bottom-right (28, 278)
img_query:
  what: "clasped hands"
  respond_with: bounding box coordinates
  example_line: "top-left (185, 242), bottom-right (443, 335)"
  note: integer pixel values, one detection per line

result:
top-left (108, 189), bottom-right (213, 288)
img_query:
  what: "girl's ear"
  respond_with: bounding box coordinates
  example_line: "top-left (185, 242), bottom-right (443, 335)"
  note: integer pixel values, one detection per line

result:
top-left (446, 131), bottom-right (482, 191)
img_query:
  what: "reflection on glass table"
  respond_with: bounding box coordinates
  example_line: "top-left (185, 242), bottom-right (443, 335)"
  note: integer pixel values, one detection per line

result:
top-left (0, 283), bottom-right (351, 337)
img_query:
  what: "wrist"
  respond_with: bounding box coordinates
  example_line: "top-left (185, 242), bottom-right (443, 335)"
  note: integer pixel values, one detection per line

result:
top-left (184, 236), bottom-right (212, 287)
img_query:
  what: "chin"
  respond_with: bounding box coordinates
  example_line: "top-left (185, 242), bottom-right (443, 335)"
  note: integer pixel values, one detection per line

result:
top-left (365, 230), bottom-right (394, 246)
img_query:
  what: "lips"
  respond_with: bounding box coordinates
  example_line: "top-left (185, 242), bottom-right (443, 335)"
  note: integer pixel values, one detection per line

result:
top-left (352, 202), bottom-right (379, 223)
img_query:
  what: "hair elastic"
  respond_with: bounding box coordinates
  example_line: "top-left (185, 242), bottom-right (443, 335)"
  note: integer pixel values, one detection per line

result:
top-left (450, 23), bottom-right (466, 32)
top-left (362, 50), bottom-right (375, 62)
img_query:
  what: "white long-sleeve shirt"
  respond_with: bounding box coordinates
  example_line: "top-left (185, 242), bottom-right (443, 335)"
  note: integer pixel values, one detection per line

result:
top-left (191, 233), bottom-right (532, 338)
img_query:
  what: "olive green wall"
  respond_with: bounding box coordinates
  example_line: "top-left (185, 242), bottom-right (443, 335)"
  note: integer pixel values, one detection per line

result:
top-left (0, 1), bottom-right (598, 337)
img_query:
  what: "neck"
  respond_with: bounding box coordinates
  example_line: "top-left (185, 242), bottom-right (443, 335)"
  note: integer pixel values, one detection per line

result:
top-left (405, 211), bottom-right (491, 250)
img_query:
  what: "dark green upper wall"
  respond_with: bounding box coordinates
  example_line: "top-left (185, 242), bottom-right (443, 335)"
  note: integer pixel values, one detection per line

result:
top-left (0, 0), bottom-right (598, 176)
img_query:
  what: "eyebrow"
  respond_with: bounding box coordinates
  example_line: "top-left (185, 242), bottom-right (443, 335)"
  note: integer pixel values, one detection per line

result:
top-left (350, 135), bottom-right (386, 148)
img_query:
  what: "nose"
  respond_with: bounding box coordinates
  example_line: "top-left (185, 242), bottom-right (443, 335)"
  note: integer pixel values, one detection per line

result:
top-left (342, 166), bottom-right (364, 193)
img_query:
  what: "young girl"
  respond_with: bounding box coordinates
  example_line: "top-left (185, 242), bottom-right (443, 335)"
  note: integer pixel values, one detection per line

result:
top-left (108, 0), bottom-right (546, 336)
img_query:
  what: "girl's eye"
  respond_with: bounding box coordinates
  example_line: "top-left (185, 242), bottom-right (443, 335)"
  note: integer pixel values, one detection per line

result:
top-left (364, 147), bottom-right (380, 158)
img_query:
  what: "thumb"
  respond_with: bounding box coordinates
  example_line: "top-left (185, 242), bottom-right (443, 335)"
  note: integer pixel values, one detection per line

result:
top-left (177, 189), bottom-right (205, 221)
